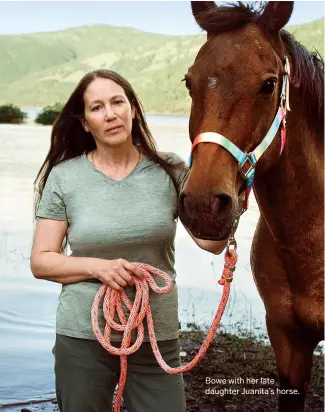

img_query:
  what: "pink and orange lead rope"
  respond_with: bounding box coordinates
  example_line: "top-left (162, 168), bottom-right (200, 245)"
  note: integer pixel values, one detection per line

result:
top-left (91, 251), bottom-right (237, 412)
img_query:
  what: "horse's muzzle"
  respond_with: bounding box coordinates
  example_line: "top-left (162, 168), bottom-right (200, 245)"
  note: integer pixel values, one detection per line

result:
top-left (178, 191), bottom-right (234, 240)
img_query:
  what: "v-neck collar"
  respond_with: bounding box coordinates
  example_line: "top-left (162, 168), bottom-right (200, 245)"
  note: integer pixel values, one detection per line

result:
top-left (83, 151), bottom-right (148, 185)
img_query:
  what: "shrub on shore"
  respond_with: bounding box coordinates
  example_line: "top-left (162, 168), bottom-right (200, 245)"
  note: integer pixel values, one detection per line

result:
top-left (35, 103), bottom-right (63, 125)
top-left (0, 104), bottom-right (27, 124)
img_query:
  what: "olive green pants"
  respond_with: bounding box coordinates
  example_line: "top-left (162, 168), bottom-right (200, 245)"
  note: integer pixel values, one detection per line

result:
top-left (53, 334), bottom-right (186, 412)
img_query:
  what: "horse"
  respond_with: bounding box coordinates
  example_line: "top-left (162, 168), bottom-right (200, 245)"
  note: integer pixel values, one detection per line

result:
top-left (178, 2), bottom-right (324, 411)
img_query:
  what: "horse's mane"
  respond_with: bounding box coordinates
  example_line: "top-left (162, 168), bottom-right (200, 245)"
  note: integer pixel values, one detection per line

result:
top-left (280, 30), bottom-right (324, 125)
top-left (196, 2), bottom-right (324, 127)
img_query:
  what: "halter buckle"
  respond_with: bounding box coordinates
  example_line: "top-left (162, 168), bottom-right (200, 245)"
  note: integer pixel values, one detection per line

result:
top-left (280, 90), bottom-right (288, 109)
top-left (226, 238), bottom-right (237, 255)
top-left (238, 153), bottom-right (257, 181)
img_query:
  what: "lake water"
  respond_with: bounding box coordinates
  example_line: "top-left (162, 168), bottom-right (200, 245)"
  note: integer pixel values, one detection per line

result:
top-left (0, 115), bottom-right (266, 408)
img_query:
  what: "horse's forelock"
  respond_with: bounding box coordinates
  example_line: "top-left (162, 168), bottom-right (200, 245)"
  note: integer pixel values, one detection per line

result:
top-left (193, 2), bottom-right (263, 35)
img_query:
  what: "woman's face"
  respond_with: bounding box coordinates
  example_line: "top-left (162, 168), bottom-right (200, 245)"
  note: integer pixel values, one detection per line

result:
top-left (82, 77), bottom-right (135, 147)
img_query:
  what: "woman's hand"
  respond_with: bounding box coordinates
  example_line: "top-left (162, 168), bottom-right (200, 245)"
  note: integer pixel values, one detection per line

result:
top-left (90, 258), bottom-right (144, 291)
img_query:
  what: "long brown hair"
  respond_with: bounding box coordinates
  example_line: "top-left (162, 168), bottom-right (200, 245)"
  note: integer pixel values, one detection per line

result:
top-left (34, 69), bottom-right (184, 217)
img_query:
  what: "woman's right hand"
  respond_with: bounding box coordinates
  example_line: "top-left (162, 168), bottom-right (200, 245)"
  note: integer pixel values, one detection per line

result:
top-left (90, 258), bottom-right (144, 291)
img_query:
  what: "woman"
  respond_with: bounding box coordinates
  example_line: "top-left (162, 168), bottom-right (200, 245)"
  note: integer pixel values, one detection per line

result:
top-left (30, 69), bottom-right (227, 412)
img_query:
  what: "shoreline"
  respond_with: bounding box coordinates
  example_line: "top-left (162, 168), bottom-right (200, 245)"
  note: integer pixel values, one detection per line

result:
top-left (0, 112), bottom-right (190, 128)
top-left (0, 111), bottom-right (190, 126)
top-left (2, 330), bottom-right (323, 412)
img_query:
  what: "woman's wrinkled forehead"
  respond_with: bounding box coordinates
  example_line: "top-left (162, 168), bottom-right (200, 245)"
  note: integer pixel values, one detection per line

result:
top-left (83, 78), bottom-right (128, 105)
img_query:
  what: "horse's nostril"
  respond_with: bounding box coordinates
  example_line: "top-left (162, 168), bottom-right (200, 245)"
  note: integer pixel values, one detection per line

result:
top-left (180, 191), bottom-right (232, 216)
top-left (213, 193), bottom-right (232, 214)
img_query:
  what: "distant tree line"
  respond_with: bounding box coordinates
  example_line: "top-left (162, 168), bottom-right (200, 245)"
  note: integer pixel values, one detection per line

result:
top-left (0, 103), bottom-right (63, 125)
top-left (0, 104), bottom-right (27, 124)
top-left (34, 103), bottom-right (63, 125)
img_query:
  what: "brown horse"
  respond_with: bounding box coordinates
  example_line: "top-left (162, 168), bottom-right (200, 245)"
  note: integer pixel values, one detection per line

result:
top-left (178, 2), bottom-right (324, 411)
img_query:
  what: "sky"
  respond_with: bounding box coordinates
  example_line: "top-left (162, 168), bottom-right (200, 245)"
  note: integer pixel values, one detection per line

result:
top-left (0, 1), bottom-right (324, 36)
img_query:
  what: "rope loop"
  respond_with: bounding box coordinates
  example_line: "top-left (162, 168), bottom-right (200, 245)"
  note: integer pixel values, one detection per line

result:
top-left (91, 257), bottom-right (237, 412)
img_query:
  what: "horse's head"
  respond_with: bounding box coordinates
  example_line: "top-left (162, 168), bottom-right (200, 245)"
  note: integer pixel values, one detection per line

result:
top-left (179, 1), bottom-right (294, 240)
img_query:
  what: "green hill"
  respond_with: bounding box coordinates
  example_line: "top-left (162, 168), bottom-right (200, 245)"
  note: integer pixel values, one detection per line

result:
top-left (287, 18), bottom-right (324, 57)
top-left (0, 19), bottom-right (323, 115)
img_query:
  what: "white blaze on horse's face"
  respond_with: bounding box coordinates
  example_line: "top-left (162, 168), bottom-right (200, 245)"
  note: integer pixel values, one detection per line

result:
top-left (254, 39), bottom-right (262, 50)
top-left (206, 77), bottom-right (218, 90)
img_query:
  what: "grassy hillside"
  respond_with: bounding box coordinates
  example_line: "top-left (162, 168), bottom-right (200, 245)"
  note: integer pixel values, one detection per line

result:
top-left (0, 19), bottom-right (323, 115)
top-left (287, 18), bottom-right (324, 57)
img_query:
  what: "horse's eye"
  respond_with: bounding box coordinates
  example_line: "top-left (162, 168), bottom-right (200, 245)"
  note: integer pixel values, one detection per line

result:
top-left (260, 78), bottom-right (277, 95)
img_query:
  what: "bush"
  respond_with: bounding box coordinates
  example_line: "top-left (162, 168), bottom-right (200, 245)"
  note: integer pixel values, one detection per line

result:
top-left (35, 102), bottom-right (63, 125)
top-left (0, 104), bottom-right (27, 124)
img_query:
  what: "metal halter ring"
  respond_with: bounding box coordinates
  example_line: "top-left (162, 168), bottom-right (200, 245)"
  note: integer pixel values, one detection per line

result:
top-left (226, 238), bottom-right (237, 255)
top-left (238, 153), bottom-right (257, 181)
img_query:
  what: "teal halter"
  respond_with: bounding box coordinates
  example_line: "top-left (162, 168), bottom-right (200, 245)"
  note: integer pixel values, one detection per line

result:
top-left (188, 55), bottom-right (291, 208)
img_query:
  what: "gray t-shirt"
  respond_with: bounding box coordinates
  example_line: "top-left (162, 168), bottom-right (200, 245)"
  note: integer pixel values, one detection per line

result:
top-left (36, 151), bottom-right (188, 342)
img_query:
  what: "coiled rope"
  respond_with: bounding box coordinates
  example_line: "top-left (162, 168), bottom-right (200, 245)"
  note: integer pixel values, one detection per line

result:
top-left (91, 250), bottom-right (237, 412)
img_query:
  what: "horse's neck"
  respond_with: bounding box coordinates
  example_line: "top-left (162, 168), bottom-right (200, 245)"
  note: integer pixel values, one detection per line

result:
top-left (253, 86), bottom-right (324, 254)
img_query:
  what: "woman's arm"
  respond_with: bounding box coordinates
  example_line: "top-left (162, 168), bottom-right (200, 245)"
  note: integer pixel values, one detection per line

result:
top-left (30, 218), bottom-right (95, 284)
top-left (30, 218), bottom-right (143, 288)
top-left (182, 224), bottom-right (228, 255)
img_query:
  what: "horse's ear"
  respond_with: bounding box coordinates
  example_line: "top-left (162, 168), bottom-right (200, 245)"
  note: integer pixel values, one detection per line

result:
top-left (257, 1), bottom-right (294, 33)
top-left (191, 1), bottom-right (217, 30)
